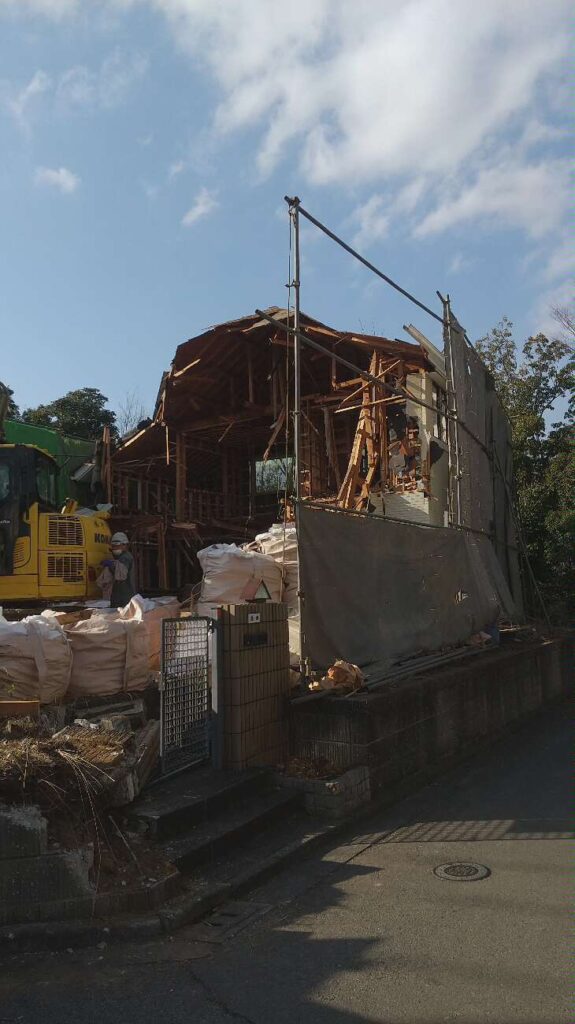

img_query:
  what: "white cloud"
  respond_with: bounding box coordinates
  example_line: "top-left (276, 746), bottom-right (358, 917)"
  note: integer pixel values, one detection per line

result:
top-left (131, 0), bottom-right (571, 282)
top-left (34, 165), bottom-right (80, 193)
top-left (56, 50), bottom-right (148, 110)
top-left (116, 0), bottom-right (569, 185)
top-left (448, 253), bottom-right (472, 275)
top-left (168, 159), bottom-right (185, 181)
top-left (0, 0), bottom-right (78, 14)
top-left (5, 0), bottom-right (573, 304)
top-left (181, 187), bottom-right (219, 227)
top-left (519, 118), bottom-right (568, 148)
top-left (414, 157), bottom-right (572, 239)
top-left (533, 278), bottom-right (574, 339)
top-left (541, 237), bottom-right (575, 284)
top-left (12, 2), bottom-right (568, 184)
top-left (350, 195), bottom-right (389, 250)
top-left (3, 69), bottom-right (51, 125)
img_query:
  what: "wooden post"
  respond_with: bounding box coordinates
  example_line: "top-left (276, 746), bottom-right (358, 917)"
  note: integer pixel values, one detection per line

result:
top-left (157, 522), bottom-right (168, 590)
top-left (221, 449), bottom-right (229, 517)
top-left (323, 406), bottom-right (341, 489)
top-left (380, 401), bottom-right (389, 487)
top-left (247, 345), bottom-right (255, 404)
top-left (272, 350), bottom-right (278, 421)
top-left (175, 432), bottom-right (186, 521)
top-left (248, 445), bottom-right (257, 518)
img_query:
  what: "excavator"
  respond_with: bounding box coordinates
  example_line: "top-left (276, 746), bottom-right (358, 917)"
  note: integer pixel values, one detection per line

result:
top-left (0, 382), bottom-right (111, 604)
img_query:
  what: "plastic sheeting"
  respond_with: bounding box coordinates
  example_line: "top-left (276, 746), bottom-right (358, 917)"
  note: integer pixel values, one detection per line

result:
top-left (444, 315), bottom-right (523, 612)
top-left (297, 503), bottom-right (516, 672)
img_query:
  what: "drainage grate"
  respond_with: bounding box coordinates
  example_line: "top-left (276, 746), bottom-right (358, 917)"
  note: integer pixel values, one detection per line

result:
top-left (185, 901), bottom-right (271, 944)
top-left (434, 862), bottom-right (491, 881)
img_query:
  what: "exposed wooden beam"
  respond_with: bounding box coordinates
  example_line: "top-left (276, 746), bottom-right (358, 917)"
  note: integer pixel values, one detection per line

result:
top-left (335, 395), bottom-right (404, 414)
top-left (262, 406), bottom-right (286, 462)
top-left (177, 405), bottom-right (273, 434)
top-left (175, 432), bottom-right (186, 520)
top-left (172, 357), bottom-right (201, 379)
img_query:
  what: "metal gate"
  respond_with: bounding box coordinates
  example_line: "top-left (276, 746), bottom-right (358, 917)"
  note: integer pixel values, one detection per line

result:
top-left (160, 617), bottom-right (211, 776)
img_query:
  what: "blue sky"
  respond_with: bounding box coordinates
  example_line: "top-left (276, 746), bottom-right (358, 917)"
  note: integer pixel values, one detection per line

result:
top-left (0, 0), bottom-right (572, 421)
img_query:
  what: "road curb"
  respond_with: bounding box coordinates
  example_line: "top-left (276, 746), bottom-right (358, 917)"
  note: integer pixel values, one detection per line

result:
top-left (1, 700), bottom-right (567, 955)
top-left (0, 821), bottom-right (346, 954)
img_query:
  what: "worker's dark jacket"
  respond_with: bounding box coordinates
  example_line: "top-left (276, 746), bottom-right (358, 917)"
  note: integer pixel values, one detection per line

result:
top-left (110, 551), bottom-right (136, 608)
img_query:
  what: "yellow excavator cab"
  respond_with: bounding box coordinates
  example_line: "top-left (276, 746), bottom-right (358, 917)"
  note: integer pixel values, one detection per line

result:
top-left (0, 443), bottom-right (111, 604)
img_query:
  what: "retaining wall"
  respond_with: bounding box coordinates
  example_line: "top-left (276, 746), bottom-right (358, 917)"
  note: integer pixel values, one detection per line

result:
top-left (289, 637), bottom-right (572, 791)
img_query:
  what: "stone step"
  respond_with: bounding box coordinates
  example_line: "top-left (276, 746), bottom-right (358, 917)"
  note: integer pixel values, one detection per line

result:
top-left (158, 788), bottom-right (302, 873)
top-left (129, 766), bottom-right (271, 840)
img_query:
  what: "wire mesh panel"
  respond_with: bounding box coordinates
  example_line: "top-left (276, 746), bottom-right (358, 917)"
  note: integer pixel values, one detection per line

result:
top-left (160, 617), bottom-right (211, 775)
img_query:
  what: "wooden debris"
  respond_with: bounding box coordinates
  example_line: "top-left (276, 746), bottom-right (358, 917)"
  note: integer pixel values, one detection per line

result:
top-left (110, 721), bottom-right (160, 807)
top-left (0, 700), bottom-right (40, 720)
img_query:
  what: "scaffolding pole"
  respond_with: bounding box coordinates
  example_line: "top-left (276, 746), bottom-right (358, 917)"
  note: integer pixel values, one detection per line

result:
top-left (286, 196), bottom-right (305, 678)
top-left (288, 197), bottom-right (302, 502)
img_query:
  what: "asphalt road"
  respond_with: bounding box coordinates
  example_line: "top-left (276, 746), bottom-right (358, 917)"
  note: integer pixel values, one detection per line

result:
top-left (0, 702), bottom-right (572, 1024)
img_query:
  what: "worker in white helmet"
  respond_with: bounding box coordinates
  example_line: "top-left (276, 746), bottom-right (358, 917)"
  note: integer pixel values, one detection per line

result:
top-left (100, 531), bottom-right (136, 607)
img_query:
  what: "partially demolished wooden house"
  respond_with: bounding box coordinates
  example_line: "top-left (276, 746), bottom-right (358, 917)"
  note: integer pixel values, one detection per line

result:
top-left (111, 308), bottom-right (450, 591)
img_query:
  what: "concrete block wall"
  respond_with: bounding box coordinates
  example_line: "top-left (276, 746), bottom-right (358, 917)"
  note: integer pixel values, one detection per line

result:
top-left (290, 637), bottom-right (573, 792)
top-left (0, 806), bottom-right (95, 926)
top-left (279, 765), bottom-right (371, 819)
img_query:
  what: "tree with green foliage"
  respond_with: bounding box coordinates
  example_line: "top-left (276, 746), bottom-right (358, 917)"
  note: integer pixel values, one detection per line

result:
top-left (0, 384), bottom-right (20, 420)
top-left (6, 387), bottom-right (19, 420)
top-left (22, 388), bottom-right (116, 440)
top-left (475, 319), bottom-right (574, 622)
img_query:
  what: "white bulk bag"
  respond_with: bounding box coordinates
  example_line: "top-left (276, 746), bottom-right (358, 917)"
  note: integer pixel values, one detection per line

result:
top-left (119, 595), bottom-right (181, 670)
top-left (65, 613), bottom-right (149, 697)
top-left (255, 524), bottom-right (299, 611)
top-left (196, 544), bottom-right (282, 618)
top-left (0, 614), bottom-right (72, 703)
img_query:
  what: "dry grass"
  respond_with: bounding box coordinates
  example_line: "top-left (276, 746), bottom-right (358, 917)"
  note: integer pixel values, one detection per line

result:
top-left (283, 756), bottom-right (339, 780)
top-left (0, 718), bottom-right (127, 810)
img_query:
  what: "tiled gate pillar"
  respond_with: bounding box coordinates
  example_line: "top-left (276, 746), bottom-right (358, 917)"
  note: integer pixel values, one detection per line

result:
top-left (218, 603), bottom-right (291, 770)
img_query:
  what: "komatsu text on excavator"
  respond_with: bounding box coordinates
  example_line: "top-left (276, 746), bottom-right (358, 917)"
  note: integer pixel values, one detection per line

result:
top-left (0, 383), bottom-right (111, 604)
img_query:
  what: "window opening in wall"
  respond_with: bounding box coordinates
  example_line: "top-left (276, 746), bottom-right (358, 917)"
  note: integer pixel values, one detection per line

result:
top-left (255, 457), bottom-right (294, 495)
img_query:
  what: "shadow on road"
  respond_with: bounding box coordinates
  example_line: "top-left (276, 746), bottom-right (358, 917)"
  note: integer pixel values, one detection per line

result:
top-left (0, 702), bottom-right (571, 1024)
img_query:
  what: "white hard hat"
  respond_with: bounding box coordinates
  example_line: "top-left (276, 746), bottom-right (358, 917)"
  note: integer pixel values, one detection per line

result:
top-left (111, 532), bottom-right (129, 545)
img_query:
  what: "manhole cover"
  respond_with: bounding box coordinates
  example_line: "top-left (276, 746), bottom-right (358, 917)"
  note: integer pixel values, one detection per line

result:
top-left (433, 862), bottom-right (491, 881)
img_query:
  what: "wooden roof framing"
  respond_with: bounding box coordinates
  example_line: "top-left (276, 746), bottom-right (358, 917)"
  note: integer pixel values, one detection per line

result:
top-left (114, 307), bottom-right (432, 472)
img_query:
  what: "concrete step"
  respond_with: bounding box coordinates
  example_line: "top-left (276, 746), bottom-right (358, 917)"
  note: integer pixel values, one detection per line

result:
top-left (129, 766), bottom-right (271, 839)
top-left (0, 806), bottom-right (47, 858)
top-left (159, 788), bottom-right (302, 873)
top-left (0, 848), bottom-right (94, 924)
